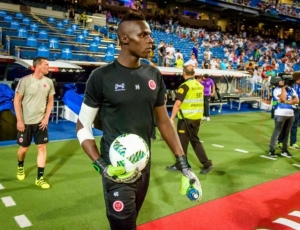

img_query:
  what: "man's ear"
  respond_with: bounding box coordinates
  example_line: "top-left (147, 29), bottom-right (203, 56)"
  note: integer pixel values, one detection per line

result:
top-left (120, 35), bottom-right (129, 45)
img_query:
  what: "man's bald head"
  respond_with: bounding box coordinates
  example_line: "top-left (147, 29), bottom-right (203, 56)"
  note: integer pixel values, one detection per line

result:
top-left (183, 65), bottom-right (195, 77)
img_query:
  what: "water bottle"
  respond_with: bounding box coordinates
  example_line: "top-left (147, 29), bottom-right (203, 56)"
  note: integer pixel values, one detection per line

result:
top-left (187, 188), bottom-right (199, 201)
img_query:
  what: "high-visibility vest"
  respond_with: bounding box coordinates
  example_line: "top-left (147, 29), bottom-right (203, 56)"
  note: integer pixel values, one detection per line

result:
top-left (178, 79), bottom-right (204, 120)
top-left (80, 13), bottom-right (87, 21)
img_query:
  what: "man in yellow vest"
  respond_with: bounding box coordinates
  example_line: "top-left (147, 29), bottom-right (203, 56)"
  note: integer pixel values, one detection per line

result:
top-left (166, 65), bottom-right (213, 174)
top-left (80, 11), bottom-right (87, 26)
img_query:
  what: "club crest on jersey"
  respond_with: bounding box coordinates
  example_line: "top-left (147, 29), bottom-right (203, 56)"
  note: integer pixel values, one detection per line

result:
top-left (148, 80), bottom-right (156, 90)
top-left (115, 83), bottom-right (125, 91)
top-left (113, 200), bottom-right (124, 212)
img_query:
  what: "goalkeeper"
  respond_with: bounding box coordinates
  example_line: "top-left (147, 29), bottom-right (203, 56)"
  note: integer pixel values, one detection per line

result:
top-left (76, 10), bottom-right (202, 230)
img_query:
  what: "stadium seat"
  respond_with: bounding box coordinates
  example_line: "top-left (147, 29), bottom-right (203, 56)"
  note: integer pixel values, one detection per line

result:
top-left (10, 21), bottom-right (19, 29)
top-left (0, 10), bottom-right (7, 17)
top-left (82, 29), bottom-right (89, 37)
top-left (104, 44), bottom-right (115, 62)
top-left (71, 24), bottom-right (79, 31)
top-left (4, 15), bottom-right (12, 23)
top-left (22, 17), bottom-right (31, 25)
top-left (62, 19), bottom-right (69, 25)
top-left (89, 42), bottom-right (98, 52)
top-left (48, 17), bottom-right (55, 23)
top-left (57, 22), bottom-right (63, 29)
top-left (30, 23), bottom-right (39, 32)
top-left (18, 28), bottom-right (28, 38)
top-left (49, 38), bottom-right (59, 49)
top-left (61, 48), bottom-right (72, 60)
top-left (37, 45), bottom-right (50, 58)
top-left (15, 12), bottom-right (23, 19)
top-left (26, 35), bottom-right (38, 47)
top-left (38, 30), bottom-right (48, 39)
top-left (93, 36), bottom-right (101, 44)
top-left (65, 28), bottom-right (74, 35)
top-left (76, 34), bottom-right (85, 43)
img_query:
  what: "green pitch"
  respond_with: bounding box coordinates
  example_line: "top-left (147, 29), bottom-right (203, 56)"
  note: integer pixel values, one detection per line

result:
top-left (0, 112), bottom-right (299, 230)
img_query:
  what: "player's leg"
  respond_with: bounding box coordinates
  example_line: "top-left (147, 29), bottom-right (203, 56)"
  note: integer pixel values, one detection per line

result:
top-left (16, 125), bottom-right (32, 180)
top-left (34, 124), bottom-right (50, 189)
top-left (102, 178), bottom-right (139, 230)
top-left (135, 164), bottom-right (150, 215)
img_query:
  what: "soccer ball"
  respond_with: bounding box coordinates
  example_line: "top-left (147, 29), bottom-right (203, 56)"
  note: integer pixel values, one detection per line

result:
top-left (109, 133), bottom-right (150, 172)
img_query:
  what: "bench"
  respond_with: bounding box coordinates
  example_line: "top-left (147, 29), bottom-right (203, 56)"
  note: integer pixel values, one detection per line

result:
top-left (224, 95), bottom-right (262, 110)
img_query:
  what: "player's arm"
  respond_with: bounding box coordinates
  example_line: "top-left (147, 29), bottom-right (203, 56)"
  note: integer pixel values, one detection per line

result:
top-left (170, 100), bottom-right (181, 121)
top-left (13, 92), bottom-right (25, 132)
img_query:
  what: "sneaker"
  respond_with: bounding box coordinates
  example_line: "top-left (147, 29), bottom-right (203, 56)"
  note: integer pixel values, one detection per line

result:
top-left (35, 177), bottom-right (50, 189)
top-left (290, 144), bottom-right (300, 150)
top-left (277, 142), bottom-right (282, 149)
top-left (281, 150), bottom-right (293, 158)
top-left (17, 167), bottom-right (25, 180)
top-left (206, 117), bottom-right (210, 121)
top-left (268, 150), bottom-right (277, 158)
top-left (200, 166), bottom-right (214, 174)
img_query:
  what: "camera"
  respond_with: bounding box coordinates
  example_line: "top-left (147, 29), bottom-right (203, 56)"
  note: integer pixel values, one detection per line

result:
top-left (270, 73), bottom-right (294, 87)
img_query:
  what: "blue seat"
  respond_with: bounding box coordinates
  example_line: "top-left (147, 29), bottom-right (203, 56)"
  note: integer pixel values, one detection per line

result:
top-left (65, 28), bottom-right (74, 35)
top-left (71, 24), bottom-right (79, 31)
top-left (37, 45), bottom-right (50, 58)
top-left (38, 30), bottom-right (48, 39)
top-left (104, 44), bottom-right (115, 62)
top-left (61, 48), bottom-right (72, 60)
top-left (15, 12), bottom-right (23, 19)
top-left (48, 17), bottom-right (55, 23)
top-left (49, 38), bottom-right (59, 49)
top-left (93, 36), bottom-right (101, 44)
top-left (26, 36), bottom-right (38, 47)
top-left (18, 28), bottom-right (28, 38)
top-left (10, 21), bottom-right (19, 29)
top-left (76, 34), bottom-right (85, 43)
top-left (22, 17), bottom-right (31, 25)
top-left (82, 29), bottom-right (89, 37)
top-left (57, 22), bottom-right (63, 29)
top-left (62, 19), bottom-right (69, 25)
top-left (0, 10), bottom-right (7, 17)
top-left (4, 15), bottom-right (12, 23)
top-left (89, 42), bottom-right (98, 52)
top-left (30, 23), bottom-right (39, 32)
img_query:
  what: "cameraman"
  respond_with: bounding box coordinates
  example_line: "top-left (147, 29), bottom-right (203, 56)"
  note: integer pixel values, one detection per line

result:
top-left (278, 72), bottom-right (300, 150)
top-left (268, 76), bottom-right (299, 158)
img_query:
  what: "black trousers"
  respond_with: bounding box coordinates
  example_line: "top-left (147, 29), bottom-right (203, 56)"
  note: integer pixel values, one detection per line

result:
top-left (177, 118), bottom-right (212, 168)
top-left (204, 96), bottom-right (211, 117)
top-left (102, 163), bottom-right (150, 230)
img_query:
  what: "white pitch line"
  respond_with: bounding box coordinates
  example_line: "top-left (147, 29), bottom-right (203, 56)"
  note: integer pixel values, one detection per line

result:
top-left (14, 215), bottom-right (32, 228)
top-left (1, 196), bottom-right (16, 207)
top-left (234, 149), bottom-right (249, 153)
top-left (0, 183), bottom-right (4, 190)
top-left (260, 155), bottom-right (277, 161)
top-left (292, 164), bottom-right (300, 168)
top-left (212, 144), bottom-right (224, 148)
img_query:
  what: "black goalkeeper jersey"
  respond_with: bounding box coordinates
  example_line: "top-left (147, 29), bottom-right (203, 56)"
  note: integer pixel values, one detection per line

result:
top-left (84, 60), bottom-right (166, 163)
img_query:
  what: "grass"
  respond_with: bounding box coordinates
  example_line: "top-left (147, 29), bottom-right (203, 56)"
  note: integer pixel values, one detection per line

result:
top-left (1, 111), bottom-right (300, 230)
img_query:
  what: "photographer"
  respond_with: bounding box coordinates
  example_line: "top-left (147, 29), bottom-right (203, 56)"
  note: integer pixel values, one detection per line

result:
top-left (268, 74), bottom-right (299, 158)
top-left (277, 72), bottom-right (300, 150)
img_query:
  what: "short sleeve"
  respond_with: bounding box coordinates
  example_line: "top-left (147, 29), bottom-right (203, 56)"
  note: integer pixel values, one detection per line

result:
top-left (84, 68), bottom-right (103, 108)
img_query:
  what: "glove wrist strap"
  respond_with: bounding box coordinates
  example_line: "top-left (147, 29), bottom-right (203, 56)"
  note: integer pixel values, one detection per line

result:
top-left (176, 155), bottom-right (190, 172)
top-left (92, 157), bottom-right (107, 174)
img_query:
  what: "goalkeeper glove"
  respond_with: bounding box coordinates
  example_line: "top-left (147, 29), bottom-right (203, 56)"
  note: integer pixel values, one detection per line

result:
top-left (176, 155), bottom-right (202, 202)
top-left (92, 157), bottom-right (142, 184)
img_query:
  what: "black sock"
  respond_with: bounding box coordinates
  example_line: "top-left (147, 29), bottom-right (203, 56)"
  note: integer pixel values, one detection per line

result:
top-left (37, 167), bottom-right (45, 180)
top-left (18, 161), bottom-right (24, 167)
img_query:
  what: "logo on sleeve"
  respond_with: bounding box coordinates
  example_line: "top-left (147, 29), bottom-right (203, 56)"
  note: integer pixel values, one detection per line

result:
top-left (113, 200), bottom-right (124, 212)
top-left (148, 80), bottom-right (156, 90)
top-left (178, 88), bottom-right (184, 94)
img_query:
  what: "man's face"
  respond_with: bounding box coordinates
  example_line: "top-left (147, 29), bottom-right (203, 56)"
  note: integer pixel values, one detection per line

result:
top-left (37, 59), bottom-right (49, 75)
top-left (123, 21), bottom-right (153, 59)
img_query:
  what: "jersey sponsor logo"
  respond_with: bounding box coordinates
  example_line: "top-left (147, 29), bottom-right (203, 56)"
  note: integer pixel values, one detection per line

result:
top-left (115, 83), bottom-right (125, 91)
top-left (178, 88), bottom-right (184, 94)
top-left (113, 200), bottom-right (124, 212)
top-left (148, 80), bottom-right (156, 90)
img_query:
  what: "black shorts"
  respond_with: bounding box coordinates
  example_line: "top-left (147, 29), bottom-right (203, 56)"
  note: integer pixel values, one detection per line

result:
top-left (17, 123), bottom-right (49, 147)
top-left (102, 163), bottom-right (151, 230)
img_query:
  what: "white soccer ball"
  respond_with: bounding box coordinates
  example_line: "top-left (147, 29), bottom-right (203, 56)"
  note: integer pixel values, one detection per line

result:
top-left (109, 133), bottom-right (150, 172)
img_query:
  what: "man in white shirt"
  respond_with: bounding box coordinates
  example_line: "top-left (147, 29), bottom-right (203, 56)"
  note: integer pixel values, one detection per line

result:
top-left (184, 54), bottom-right (198, 67)
top-left (174, 49), bottom-right (183, 60)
